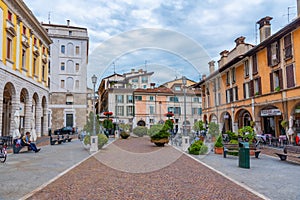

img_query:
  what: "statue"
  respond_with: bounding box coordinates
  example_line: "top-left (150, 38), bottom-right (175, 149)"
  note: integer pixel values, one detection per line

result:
top-left (12, 109), bottom-right (21, 139)
top-left (30, 114), bottom-right (37, 142)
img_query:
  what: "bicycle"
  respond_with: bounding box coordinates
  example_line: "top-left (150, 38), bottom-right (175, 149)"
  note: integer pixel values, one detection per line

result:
top-left (0, 139), bottom-right (7, 163)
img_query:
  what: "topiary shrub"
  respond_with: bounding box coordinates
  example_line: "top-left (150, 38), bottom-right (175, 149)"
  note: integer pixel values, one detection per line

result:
top-left (199, 144), bottom-right (208, 155)
top-left (133, 126), bottom-right (148, 137)
top-left (148, 124), bottom-right (164, 137)
top-left (83, 133), bottom-right (108, 149)
top-left (188, 140), bottom-right (203, 155)
top-left (214, 134), bottom-right (223, 148)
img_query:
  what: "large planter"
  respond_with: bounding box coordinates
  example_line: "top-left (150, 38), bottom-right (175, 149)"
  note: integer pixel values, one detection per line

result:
top-left (151, 138), bottom-right (169, 146)
top-left (120, 132), bottom-right (130, 139)
top-left (214, 147), bottom-right (223, 154)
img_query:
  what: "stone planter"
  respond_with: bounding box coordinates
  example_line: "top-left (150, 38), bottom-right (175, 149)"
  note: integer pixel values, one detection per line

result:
top-left (151, 138), bottom-right (169, 146)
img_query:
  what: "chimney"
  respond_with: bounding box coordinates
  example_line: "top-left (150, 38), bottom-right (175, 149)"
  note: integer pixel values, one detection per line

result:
top-left (208, 60), bottom-right (215, 74)
top-left (235, 36), bottom-right (245, 46)
top-left (150, 83), bottom-right (155, 88)
top-left (219, 50), bottom-right (229, 68)
top-left (67, 19), bottom-right (70, 26)
top-left (257, 16), bottom-right (272, 42)
top-left (298, 0), bottom-right (300, 17)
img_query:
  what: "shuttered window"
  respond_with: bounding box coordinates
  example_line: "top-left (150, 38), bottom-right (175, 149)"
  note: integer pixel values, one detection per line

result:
top-left (284, 33), bottom-right (292, 59)
top-left (267, 41), bottom-right (280, 66)
top-left (252, 54), bottom-right (258, 75)
top-left (286, 64), bottom-right (295, 88)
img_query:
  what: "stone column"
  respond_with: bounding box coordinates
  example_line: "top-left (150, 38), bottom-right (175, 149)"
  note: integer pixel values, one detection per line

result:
top-left (42, 105), bottom-right (48, 136)
top-left (0, 94), bottom-right (3, 136)
top-left (24, 98), bottom-right (32, 134)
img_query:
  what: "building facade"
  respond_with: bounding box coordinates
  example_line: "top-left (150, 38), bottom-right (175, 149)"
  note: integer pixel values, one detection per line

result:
top-left (196, 3), bottom-right (300, 141)
top-left (42, 21), bottom-right (89, 132)
top-left (98, 69), bottom-right (154, 130)
top-left (0, 0), bottom-right (51, 138)
top-left (134, 77), bottom-right (202, 132)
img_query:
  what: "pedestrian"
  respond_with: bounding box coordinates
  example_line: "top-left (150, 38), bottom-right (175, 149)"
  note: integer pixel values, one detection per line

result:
top-left (21, 132), bottom-right (41, 153)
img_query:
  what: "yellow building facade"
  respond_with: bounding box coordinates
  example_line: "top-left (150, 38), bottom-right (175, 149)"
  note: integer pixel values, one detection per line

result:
top-left (197, 14), bottom-right (300, 143)
top-left (0, 0), bottom-right (51, 139)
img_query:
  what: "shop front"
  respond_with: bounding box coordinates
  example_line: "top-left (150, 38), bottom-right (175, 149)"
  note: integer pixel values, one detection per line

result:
top-left (260, 107), bottom-right (282, 138)
top-left (292, 105), bottom-right (300, 145)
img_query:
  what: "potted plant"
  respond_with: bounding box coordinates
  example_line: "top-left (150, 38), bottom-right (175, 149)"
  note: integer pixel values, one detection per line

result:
top-left (214, 134), bottom-right (224, 154)
top-left (193, 120), bottom-right (206, 141)
top-left (150, 121), bottom-right (171, 146)
top-left (188, 140), bottom-right (208, 155)
top-left (120, 131), bottom-right (130, 139)
top-left (275, 86), bottom-right (281, 92)
top-left (83, 133), bottom-right (108, 149)
top-left (208, 122), bottom-right (219, 142)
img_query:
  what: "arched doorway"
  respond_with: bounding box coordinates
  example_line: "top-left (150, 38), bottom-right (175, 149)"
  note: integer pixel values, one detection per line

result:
top-left (137, 120), bottom-right (146, 126)
top-left (20, 88), bottom-right (29, 134)
top-left (41, 96), bottom-right (47, 136)
top-left (2, 83), bottom-right (15, 136)
top-left (220, 111), bottom-right (232, 133)
top-left (236, 109), bottom-right (252, 129)
top-left (209, 114), bottom-right (218, 124)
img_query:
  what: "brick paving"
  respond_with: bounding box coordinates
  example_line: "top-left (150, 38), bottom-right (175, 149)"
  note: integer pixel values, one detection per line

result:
top-left (28, 137), bottom-right (262, 200)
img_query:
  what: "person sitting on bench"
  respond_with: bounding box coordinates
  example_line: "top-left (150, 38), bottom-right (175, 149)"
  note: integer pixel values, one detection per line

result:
top-left (22, 132), bottom-right (41, 153)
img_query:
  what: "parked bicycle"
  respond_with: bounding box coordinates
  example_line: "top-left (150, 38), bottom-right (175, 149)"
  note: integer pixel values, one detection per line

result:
top-left (0, 138), bottom-right (7, 163)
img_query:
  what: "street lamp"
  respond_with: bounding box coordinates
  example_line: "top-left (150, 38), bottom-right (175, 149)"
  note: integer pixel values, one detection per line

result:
top-left (90, 74), bottom-right (98, 152)
top-left (182, 76), bottom-right (187, 136)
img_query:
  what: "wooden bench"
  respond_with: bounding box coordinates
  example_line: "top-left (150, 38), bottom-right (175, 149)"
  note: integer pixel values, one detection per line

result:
top-left (50, 134), bottom-right (72, 145)
top-left (274, 145), bottom-right (300, 161)
top-left (223, 143), bottom-right (261, 158)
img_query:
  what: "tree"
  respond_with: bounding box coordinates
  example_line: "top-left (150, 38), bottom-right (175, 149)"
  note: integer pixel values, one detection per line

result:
top-left (193, 120), bottom-right (205, 132)
top-left (83, 112), bottom-right (100, 134)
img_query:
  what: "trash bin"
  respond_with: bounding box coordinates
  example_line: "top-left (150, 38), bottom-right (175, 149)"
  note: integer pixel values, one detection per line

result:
top-left (239, 142), bottom-right (250, 169)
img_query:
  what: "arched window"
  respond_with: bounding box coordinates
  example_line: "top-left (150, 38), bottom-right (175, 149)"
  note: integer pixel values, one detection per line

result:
top-left (66, 77), bottom-right (74, 90)
top-left (67, 60), bottom-right (74, 73)
top-left (67, 43), bottom-right (74, 56)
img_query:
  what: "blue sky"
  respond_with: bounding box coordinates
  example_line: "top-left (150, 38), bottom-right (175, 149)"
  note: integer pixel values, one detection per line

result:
top-left (24, 0), bottom-right (297, 87)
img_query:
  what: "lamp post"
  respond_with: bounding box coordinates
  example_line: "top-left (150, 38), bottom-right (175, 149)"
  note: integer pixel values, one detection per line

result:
top-left (182, 76), bottom-right (187, 136)
top-left (90, 74), bottom-right (98, 152)
top-left (182, 76), bottom-right (189, 151)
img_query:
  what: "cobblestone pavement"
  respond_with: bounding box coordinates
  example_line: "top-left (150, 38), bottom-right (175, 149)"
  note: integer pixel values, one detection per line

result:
top-left (27, 137), bottom-right (263, 200)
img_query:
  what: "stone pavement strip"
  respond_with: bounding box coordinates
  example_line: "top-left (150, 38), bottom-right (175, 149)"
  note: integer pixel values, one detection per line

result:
top-left (0, 139), bottom-right (91, 200)
top-left (25, 137), bottom-right (264, 200)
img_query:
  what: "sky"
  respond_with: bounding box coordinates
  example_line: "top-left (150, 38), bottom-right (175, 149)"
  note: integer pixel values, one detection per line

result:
top-left (23, 0), bottom-right (297, 87)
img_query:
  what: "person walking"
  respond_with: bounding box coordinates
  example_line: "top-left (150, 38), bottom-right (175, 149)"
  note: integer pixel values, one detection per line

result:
top-left (21, 132), bottom-right (41, 153)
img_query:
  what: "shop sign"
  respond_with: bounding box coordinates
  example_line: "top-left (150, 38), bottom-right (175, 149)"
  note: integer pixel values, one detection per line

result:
top-left (261, 109), bottom-right (281, 116)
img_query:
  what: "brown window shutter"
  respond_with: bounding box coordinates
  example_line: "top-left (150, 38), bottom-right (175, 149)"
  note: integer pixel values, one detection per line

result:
top-left (229, 88), bottom-right (233, 102)
top-left (243, 83), bottom-right (246, 99)
top-left (267, 46), bottom-right (271, 66)
top-left (270, 72), bottom-right (274, 92)
top-left (252, 54), bottom-right (258, 74)
top-left (286, 64), bottom-right (295, 88)
top-left (226, 89), bottom-right (228, 103)
top-left (249, 80), bottom-right (254, 97)
top-left (276, 41), bottom-right (281, 62)
top-left (258, 77), bottom-right (262, 95)
top-left (235, 86), bottom-right (238, 100)
top-left (278, 69), bottom-right (283, 89)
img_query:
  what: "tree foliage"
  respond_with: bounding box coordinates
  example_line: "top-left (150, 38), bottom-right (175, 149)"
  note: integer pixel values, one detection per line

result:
top-left (83, 112), bottom-right (100, 134)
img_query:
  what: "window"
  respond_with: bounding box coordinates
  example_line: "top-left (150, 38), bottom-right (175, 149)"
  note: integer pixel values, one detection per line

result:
top-left (61, 80), bottom-right (65, 88)
top-left (169, 96), bottom-right (179, 102)
top-left (69, 31), bottom-right (72, 36)
top-left (270, 70), bottom-right (282, 92)
top-left (116, 106), bottom-right (124, 116)
top-left (233, 86), bottom-right (238, 101)
top-left (267, 41), bottom-right (280, 66)
top-left (66, 95), bottom-right (74, 105)
top-left (244, 60), bottom-right (249, 77)
top-left (132, 78), bottom-right (138, 83)
top-left (142, 77), bottom-right (148, 83)
top-left (22, 49), bottom-right (26, 69)
top-left (174, 86), bottom-right (181, 91)
top-left (34, 38), bottom-right (37, 46)
top-left (168, 107), bottom-right (181, 115)
top-left (286, 64), bottom-right (295, 88)
top-left (231, 68), bottom-right (236, 83)
top-left (61, 62), bottom-right (65, 71)
top-left (61, 45), bottom-right (65, 54)
top-left (33, 57), bottom-right (37, 76)
top-left (42, 47), bottom-right (46, 55)
top-left (22, 26), bottom-right (26, 35)
top-left (192, 108), bottom-right (198, 115)
top-left (284, 33), bottom-right (292, 59)
top-left (143, 85), bottom-right (146, 89)
top-left (149, 119), bottom-right (154, 123)
top-left (149, 106), bottom-right (154, 114)
top-left (116, 95), bottom-right (124, 103)
top-left (127, 95), bottom-right (133, 103)
top-left (243, 82), bottom-right (250, 99)
top-left (6, 37), bottom-right (12, 59)
top-left (252, 54), bottom-right (258, 75)
top-left (8, 11), bottom-right (12, 21)
top-left (42, 65), bottom-right (45, 81)
top-left (149, 96), bottom-right (154, 101)
top-left (226, 71), bottom-right (230, 85)
top-left (254, 77), bottom-right (261, 95)
top-left (193, 97), bottom-right (199, 103)
top-left (76, 63), bottom-right (79, 72)
top-left (135, 96), bottom-right (142, 101)
top-left (217, 77), bottom-right (221, 90)
top-left (127, 106), bottom-right (134, 116)
top-left (75, 80), bottom-right (79, 89)
top-left (75, 46), bottom-right (80, 55)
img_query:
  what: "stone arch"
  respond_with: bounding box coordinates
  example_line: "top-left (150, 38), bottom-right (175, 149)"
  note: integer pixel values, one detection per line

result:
top-left (41, 96), bottom-right (47, 136)
top-left (67, 42), bottom-right (74, 56)
top-left (2, 82), bottom-right (16, 136)
top-left (67, 60), bottom-right (74, 74)
top-left (260, 105), bottom-right (282, 137)
top-left (220, 111), bottom-right (232, 133)
top-left (235, 109), bottom-right (252, 129)
top-left (137, 120), bottom-right (146, 126)
top-left (209, 113), bottom-right (218, 123)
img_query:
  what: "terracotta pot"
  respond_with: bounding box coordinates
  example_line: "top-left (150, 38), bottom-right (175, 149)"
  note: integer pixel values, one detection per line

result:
top-left (151, 138), bottom-right (169, 146)
top-left (250, 150), bottom-right (255, 156)
top-left (214, 147), bottom-right (223, 154)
